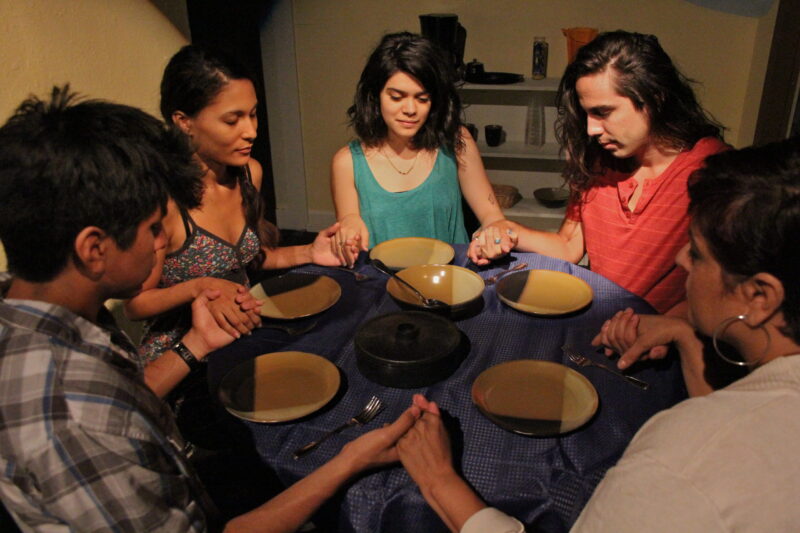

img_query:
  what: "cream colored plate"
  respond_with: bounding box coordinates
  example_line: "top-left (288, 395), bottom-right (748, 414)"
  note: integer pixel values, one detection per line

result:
top-left (472, 360), bottom-right (598, 436)
top-left (250, 273), bottom-right (341, 319)
top-left (369, 237), bottom-right (455, 270)
top-left (219, 351), bottom-right (340, 423)
top-left (495, 269), bottom-right (593, 315)
top-left (386, 264), bottom-right (484, 308)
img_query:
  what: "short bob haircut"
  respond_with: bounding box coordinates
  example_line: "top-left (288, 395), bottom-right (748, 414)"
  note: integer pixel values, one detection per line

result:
top-left (347, 32), bottom-right (464, 154)
top-left (556, 30), bottom-right (724, 191)
top-left (160, 44), bottom-right (278, 249)
top-left (688, 136), bottom-right (800, 344)
top-left (0, 85), bottom-right (196, 282)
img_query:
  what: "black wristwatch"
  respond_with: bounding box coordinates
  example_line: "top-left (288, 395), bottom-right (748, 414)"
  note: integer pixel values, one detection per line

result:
top-left (172, 341), bottom-right (203, 372)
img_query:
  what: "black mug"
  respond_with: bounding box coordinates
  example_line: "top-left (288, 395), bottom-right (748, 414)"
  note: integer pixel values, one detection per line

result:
top-left (485, 124), bottom-right (504, 147)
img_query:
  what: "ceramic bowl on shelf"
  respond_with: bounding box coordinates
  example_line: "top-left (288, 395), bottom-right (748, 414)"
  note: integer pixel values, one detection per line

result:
top-left (534, 187), bottom-right (569, 207)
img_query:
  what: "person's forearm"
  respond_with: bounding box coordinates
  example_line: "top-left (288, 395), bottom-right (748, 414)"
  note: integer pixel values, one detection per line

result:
top-left (417, 471), bottom-right (488, 533)
top-left (512, 222), bottom-right (582, 263)
top-left (262, 245), bottom-right (313, 270)
top-left (224, 452), bottom-right (357, 533)
top-left (142, 329), bottom-right (213, 398)
top-left (675, 330), bottom-right (714, 397)
top-left (124, 279), bottom-right (200, 321)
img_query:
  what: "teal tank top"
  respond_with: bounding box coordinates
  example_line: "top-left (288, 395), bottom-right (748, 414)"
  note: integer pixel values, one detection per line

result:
top-left (349, 140), bottom-right (468, 246)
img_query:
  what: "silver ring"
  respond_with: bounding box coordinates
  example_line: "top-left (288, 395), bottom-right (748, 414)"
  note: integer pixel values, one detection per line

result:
top-left (494, 237), bottom-right (501, 244)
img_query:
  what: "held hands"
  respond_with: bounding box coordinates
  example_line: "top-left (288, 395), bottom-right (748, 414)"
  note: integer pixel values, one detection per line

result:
top-left (468, 220), bottom-right (519, 265)
top-left (396, 395), bottom-right (457, 489)
top-left (331, 215), bottom-right (368, 268)
top-left (340, 404), bottom-right (422, 471)
top-left (195, 277), bottom-right (262, 339)
top-left (310, 222), bottom-right (360, 268)
top-left (182, 289), bottom-right (241, 358)
top-left (591, 308), bottom-right (692, 369)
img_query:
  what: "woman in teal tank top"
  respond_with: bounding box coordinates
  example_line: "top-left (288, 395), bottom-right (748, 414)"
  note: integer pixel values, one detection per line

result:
top-left (330, 32), bottom-right (517, 266)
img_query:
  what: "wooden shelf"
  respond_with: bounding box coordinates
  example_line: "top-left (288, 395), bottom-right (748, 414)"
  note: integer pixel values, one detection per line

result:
top-left (461, 78), bottom-right (560, 92)
top-left (477, 141), bottom-right (561, 160)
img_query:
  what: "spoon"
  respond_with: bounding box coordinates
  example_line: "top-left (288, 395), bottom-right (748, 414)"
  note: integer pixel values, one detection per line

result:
top-left (370, 259), bottom-right (449, 309)
top-left (484, 262), bottom-right (528, 285)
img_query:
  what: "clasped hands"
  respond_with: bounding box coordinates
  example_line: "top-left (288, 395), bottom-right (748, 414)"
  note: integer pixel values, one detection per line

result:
top-left (468, 220), bottom-right (518, 265)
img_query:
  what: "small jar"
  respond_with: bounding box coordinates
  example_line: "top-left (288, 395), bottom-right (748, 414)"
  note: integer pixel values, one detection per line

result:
top-left (532, 37), bottom-right (548, 80)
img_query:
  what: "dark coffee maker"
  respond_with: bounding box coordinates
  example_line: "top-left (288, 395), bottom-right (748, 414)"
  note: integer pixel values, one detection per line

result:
top-left (419, 13), bottom-right (466, 78)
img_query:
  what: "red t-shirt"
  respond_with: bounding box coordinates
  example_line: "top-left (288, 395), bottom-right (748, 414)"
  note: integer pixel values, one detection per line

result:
top-left (566, 137), bottom-right (728, 313)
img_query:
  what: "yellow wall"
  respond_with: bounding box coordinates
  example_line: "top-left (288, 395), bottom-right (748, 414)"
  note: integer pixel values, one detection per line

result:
top-left (0, 0), bottom-right (188, 271)
top-left (292, 0), bottom-right (778, 214)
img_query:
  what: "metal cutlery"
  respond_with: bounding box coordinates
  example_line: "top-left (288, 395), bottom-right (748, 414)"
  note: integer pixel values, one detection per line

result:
top-left (370, 259), bottom-right (449, 309)
top-left (257, 320), bottom-right (318, 336)
top-left (484, 262), bottom-right (528, 285)
top-left (333, 266), bottom-right (371, 282)
top-left (562, 345), bottom-right (649, 390)
top-left (293, 396), bottom-right (384, 459)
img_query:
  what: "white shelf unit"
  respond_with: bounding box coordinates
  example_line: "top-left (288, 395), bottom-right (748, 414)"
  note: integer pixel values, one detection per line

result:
top-left (461, 78), bottom-right (566, 231)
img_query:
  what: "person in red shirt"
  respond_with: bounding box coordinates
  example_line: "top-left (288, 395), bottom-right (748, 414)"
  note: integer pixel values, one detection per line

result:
top-left (472, 31), bottom-right (727, 319)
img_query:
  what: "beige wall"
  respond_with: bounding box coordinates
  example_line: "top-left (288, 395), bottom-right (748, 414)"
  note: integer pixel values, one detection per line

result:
top-left (0, 0), bottom-right (188, 271)
top-left (292, 0), bottom-right (778, 215)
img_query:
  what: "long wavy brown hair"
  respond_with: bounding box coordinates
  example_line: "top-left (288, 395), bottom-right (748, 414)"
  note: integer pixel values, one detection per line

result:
top-left (555, 31), bottom-right (724, 194)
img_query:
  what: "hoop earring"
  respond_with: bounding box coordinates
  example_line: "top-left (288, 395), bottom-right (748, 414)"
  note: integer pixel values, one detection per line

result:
top-left (711, 314), bottom-right (768, 367)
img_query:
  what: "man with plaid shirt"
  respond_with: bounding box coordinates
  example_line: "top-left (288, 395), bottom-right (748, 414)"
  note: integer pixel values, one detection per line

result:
top-left (0, 87), bottom-right (421, 532)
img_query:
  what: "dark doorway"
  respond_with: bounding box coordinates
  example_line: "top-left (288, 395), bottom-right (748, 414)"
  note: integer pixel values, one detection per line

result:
top-left (186, 0), bottom-right (277, 223)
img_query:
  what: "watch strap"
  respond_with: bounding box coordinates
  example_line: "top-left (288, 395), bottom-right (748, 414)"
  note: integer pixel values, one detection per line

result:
top-left (172, 341), bottom-right (202, 372)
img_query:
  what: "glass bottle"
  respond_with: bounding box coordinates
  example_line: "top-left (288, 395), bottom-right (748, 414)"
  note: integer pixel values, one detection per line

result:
top-left (532, 37), bottom-right (548, 80)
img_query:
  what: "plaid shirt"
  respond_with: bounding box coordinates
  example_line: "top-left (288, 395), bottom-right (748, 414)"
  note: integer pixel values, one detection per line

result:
top-left (0, 274), bottom-right (215, 532)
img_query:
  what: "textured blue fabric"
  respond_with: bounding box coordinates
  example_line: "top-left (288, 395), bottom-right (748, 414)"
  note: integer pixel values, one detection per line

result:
top-left (207, 247), bottom-right (687, 532)
top-left (350, 140), bottom-right (469, 246)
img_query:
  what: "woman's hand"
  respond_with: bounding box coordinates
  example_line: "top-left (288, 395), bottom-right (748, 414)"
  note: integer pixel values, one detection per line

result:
top-left (332, 214), bottom-right (369, 268)
top-left (397, 396), bottom-right (457, 490)
top-left (194, 277), bottom-right (261, 338)
top-left (310, 222), bottom-right (359, 267)
top-left (468, 221), bottom-right (518, 265)
top-left (591, 308), bottom-right (692, 369)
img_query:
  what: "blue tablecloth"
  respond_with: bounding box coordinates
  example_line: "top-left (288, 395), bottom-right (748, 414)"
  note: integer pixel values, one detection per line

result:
top-left (207, 247), bottom-right (687, 532)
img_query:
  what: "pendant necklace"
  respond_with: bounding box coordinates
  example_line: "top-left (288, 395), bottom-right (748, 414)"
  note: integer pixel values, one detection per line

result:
top-left (380, 147), bottom-right (420, 175)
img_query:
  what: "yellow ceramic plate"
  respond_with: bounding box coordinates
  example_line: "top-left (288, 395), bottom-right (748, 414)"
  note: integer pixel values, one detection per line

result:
top-left (386, 264), bottom-right (484, 308)
top-left (495, 269), bottom-right (593, 315)
top-left (369, 237), bottom-right (455, 270)
top-left (250, 273), bottom-right (341, 319)
top-left (472, 360), bottom-right (598, 436)
top-left (218, 351), bottom-right (340, 423)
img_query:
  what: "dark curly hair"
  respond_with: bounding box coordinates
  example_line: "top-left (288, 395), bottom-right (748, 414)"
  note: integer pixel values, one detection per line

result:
top-left (347, 32), bottom-right (464, 154)
top-left (160, 44), bottom-right (278, 250)
top-left (556, 30), bottom-right (724, 192)
top-left (688, 136), bottom-right (800, 344)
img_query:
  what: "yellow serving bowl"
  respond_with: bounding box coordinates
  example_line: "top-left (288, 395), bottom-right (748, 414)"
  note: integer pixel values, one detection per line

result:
top-left (386, 264), bottom-right (485, 311)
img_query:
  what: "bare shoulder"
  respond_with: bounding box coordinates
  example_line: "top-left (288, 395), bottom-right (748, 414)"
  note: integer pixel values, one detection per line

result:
top-left (331, 144), bottom-right (355, 174)
top-left (163, 198), bottom-right (187, 251)
top-left (248, 158), bottom-right (263, 190)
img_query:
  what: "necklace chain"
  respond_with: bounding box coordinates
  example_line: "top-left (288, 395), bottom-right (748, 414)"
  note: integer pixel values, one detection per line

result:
top-left (380, 147), bottom-right (420, 175)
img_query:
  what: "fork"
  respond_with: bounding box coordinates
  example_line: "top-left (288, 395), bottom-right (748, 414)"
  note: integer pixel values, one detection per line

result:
top-left (293, 396), bottom-right (384, 459)
top-left (257, 320), bottom-right (318, 336)
top-left (333, 266), bottom-right (371, 282)
top-left (562, 345), bottom-right (649, 390)
top-left (484, 262), bottom-right (528, 285)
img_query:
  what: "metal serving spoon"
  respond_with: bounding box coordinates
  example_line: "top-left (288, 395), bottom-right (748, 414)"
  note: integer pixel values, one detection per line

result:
top-left (370, 259), bottom-right (448, 309)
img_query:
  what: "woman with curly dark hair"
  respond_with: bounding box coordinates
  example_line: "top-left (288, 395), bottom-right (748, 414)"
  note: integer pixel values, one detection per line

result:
top-left (330, 32), bottom-right (514, 266)
top-left (474, 31), bottom-right (727, 315)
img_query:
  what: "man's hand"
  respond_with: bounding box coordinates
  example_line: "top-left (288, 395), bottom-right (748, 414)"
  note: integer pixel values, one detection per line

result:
top-left (339, 404), bottom-right (422, 471)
